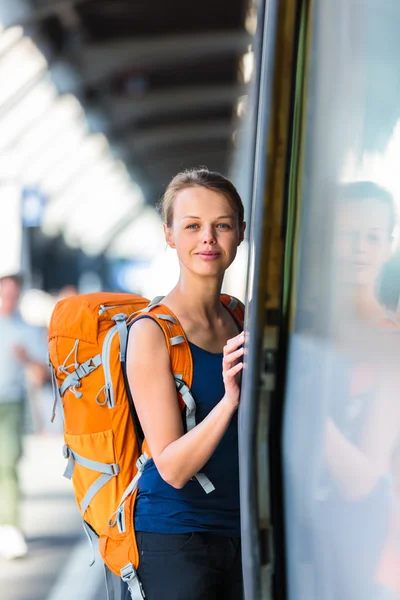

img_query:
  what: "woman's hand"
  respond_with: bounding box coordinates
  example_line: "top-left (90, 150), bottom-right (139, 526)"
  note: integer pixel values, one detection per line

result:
top-left (222, 331), bottom-right (245, 407)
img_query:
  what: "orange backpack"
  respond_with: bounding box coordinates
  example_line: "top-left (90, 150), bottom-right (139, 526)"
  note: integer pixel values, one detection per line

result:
top-left (47, 291), bottom-right (244, 599)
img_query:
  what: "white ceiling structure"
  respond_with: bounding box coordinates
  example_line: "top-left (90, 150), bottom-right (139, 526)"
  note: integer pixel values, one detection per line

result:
top-left (0, 0), bottom-right (255, 289)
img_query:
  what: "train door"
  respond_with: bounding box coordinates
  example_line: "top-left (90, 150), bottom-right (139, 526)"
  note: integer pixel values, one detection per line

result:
top-left (240, 1), bottom-right (400, 599)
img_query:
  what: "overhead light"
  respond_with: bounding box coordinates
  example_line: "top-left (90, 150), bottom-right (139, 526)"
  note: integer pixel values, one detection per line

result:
top-left (0, 80), bottom-right (57, 152)
top-left (133, 245), bottom-right (180, 299)
top-left (15, 94), bottom-right (84, 167)
top-left (42, 156), bottom-right (116, 235)
top-left (245, 5), bottom-right (257, 36)
top-left (0, 182), bottom-right (22, 278)
top-left (0, 26), bottom-right (23, 55)
top-left (107, 206), bottom-right (165, 261)
top-left (21, 119), bottom-right (87, 185)
top-left (240, 47), bottom-right (254, 84)
top-left (19, 288), bottom-right (55, 328)
top-left (0, 37), bottom-right (47, 108)
top-left (63, 180), bottom-right (144, 255)
top-left (236, 94), bottom-right (248, 118)
top-left (41, 133), bottom-right (109, 198)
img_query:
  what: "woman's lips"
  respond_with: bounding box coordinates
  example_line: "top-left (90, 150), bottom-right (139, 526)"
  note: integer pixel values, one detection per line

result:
top-left (196, 251), bottom-right (221, 260)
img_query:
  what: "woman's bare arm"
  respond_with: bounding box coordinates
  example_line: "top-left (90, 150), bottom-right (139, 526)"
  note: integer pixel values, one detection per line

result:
top-left (325, 368), bottom-right (400, 499)
top-left (126, 318), bottom-right (244, 488)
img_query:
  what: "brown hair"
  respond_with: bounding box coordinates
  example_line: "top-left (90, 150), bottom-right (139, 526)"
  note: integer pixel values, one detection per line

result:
top-left (158, 167), bottom-right (245, 228)
top-left (339, 181), bottom-right (397, 237)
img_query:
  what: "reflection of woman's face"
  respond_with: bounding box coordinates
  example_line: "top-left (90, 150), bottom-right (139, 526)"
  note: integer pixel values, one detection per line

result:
top-left (336, 199), bottom-right (392, 288)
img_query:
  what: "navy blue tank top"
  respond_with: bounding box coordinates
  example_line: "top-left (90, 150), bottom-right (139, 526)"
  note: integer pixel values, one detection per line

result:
top-left (134, 340), bottom-right (240, 537)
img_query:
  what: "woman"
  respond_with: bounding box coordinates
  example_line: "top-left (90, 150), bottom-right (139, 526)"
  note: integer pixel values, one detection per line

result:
top-left (317, 181), bottom-right (400, 600)
top-left (124, 168), bottom-right (246, 600)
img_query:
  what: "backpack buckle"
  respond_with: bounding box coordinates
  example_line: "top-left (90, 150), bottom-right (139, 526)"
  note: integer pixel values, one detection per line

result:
top-left (121, 562), bottom-right (136, 582)
top-left (175, 380), bottom-right (184, 392)
top-left (76, 357), bottom-right (99, 378)
top-left (136, 453), bottom-right (148, 472)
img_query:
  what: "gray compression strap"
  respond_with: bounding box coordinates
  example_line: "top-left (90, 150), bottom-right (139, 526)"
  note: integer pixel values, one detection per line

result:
top-left (59, 354), bottom-right (102, 396)
top-left (149, 296), bottom-right (164, 306)
top-left (174, 378), bottom-right (196, 431)
top-left (112, 314), bottom-right (128, 362)
top-left (108, 454), bottom-right (148, 533)
top-left (82, 519), bottom-right (97, 567)
top-left (154, 314), bottom-right (177, 324)
top-left (193, 472), bottom-right (216, 494)
top-left (170, 335), bottom-right (185, 346)
top-left (117, 454), bottom-right (148, 507)
top-left (62, 445), bottom-right (119, 514)
top-left (141, 296), bottom-right (165, 313)
top-left (63, 445), bottom-right (119, 479)
top-left (49, 362), bottom-right (65, 423)
top-left (174, 377), bottom-right (215, 494)
top-left (228, 297), bottom-right (239, 311)
top-left (81, 473), bottom-right (116, 515)
top-left (121, 563), bottom-right (145, 600)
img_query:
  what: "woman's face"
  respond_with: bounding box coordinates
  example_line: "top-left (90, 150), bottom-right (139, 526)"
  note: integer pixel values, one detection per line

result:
top-left (164, 185), bottom-right (245, 278)
top-left (335, 198), bottom-right (392, 287)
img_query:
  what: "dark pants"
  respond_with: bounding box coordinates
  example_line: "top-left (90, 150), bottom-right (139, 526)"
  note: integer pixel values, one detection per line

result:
top-left (122, 531), bottom-right (243, 600)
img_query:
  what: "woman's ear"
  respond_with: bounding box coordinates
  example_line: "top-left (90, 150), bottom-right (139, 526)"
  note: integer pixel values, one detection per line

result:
top-left (163, 223), bottom-right (176, 248)
top-left (238, 221), bottom-right (246, 245)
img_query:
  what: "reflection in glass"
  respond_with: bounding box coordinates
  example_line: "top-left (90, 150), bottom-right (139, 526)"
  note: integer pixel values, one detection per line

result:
top-left (282, 2), bottom-right (400, 600)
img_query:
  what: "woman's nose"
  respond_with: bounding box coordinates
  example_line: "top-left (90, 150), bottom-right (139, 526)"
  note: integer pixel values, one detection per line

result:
top-left (202, 226), bottom-right (216, 244)
top-left (351, 231), bottom-right (369, 255)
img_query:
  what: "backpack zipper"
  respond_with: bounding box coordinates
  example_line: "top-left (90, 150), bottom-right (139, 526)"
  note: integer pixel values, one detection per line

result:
top-left (102, 325), bottom-right (118, 407)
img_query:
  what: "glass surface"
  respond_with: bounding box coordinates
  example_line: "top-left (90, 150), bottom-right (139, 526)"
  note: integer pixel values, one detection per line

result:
top-left (282, 2), bottom-right (400, 600)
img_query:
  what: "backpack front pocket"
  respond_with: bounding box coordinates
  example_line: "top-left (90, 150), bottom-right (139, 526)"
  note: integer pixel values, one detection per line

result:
top-left (64, 429), bottom-right (119, 534)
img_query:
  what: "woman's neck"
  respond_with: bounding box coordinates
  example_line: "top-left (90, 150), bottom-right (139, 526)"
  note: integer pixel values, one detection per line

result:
top-left (165, 272), bottom-right (225, 319)
top-left (356, 286), bottom-right (386, 322)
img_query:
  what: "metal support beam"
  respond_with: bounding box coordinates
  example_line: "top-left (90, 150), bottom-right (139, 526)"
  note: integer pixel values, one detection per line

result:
top-left (107, 84), bottom-right (246, 131)
top-left (121, 119), bottom-right (233, 153)
top-left (80, 30), bottom-right (252, 86)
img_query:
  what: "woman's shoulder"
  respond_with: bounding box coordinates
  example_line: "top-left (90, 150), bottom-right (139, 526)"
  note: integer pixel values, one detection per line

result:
top-left (128, 315), bottom-right (168, 357)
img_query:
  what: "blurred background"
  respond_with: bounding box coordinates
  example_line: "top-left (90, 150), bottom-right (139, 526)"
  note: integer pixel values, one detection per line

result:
top-left (2, 1), bottom-right (400, 599)
top-left (0, 1), bottom-right (255, 598)
top-left (0, 0), bottom-right (256, 306)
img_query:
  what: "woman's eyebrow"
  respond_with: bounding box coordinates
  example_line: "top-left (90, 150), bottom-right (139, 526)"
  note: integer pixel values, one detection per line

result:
top-left (181, 215), bottom-right (234, 220)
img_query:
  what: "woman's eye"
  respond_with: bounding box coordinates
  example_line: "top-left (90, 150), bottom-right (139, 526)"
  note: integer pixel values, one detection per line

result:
top-left (186, 224), bottom-right (199, 229)
top-left (217, 223), bottom-right (231, 229)
top-left (367, 232), bottom-right (381, 244)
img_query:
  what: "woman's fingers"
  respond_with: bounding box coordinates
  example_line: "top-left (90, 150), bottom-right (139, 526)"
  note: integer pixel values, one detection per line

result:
top-left (223, 346), bottom-right (244, 365)
top-left (222, 332), bottom-right (245, 405)
top-left (224, 332), bottom-right (245, 355)
top-left (226, 362), bottom-right (244, 377)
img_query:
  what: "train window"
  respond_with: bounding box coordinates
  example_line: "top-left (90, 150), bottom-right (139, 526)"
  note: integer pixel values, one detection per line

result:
top-left (283, 2), bottom-right (400, 600)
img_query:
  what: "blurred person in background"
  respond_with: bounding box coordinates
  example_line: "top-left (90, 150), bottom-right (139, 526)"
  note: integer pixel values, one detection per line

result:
top-left (0, 274), bottom-right (48, 560)
top-left (316, 181), bottom-right (400, 599)
top-left (57, 284), bottom-right (78, 300)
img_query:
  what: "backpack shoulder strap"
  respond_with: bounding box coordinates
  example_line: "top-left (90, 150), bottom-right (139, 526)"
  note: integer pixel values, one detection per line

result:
top-left (220, 294), bottom-right (245, 330)
top-left (131, 300), bottom-right (193, 393)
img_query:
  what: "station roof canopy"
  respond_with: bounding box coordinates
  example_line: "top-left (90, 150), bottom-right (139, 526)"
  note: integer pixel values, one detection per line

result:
top-left (3, 0), bottom-right (253, 203)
